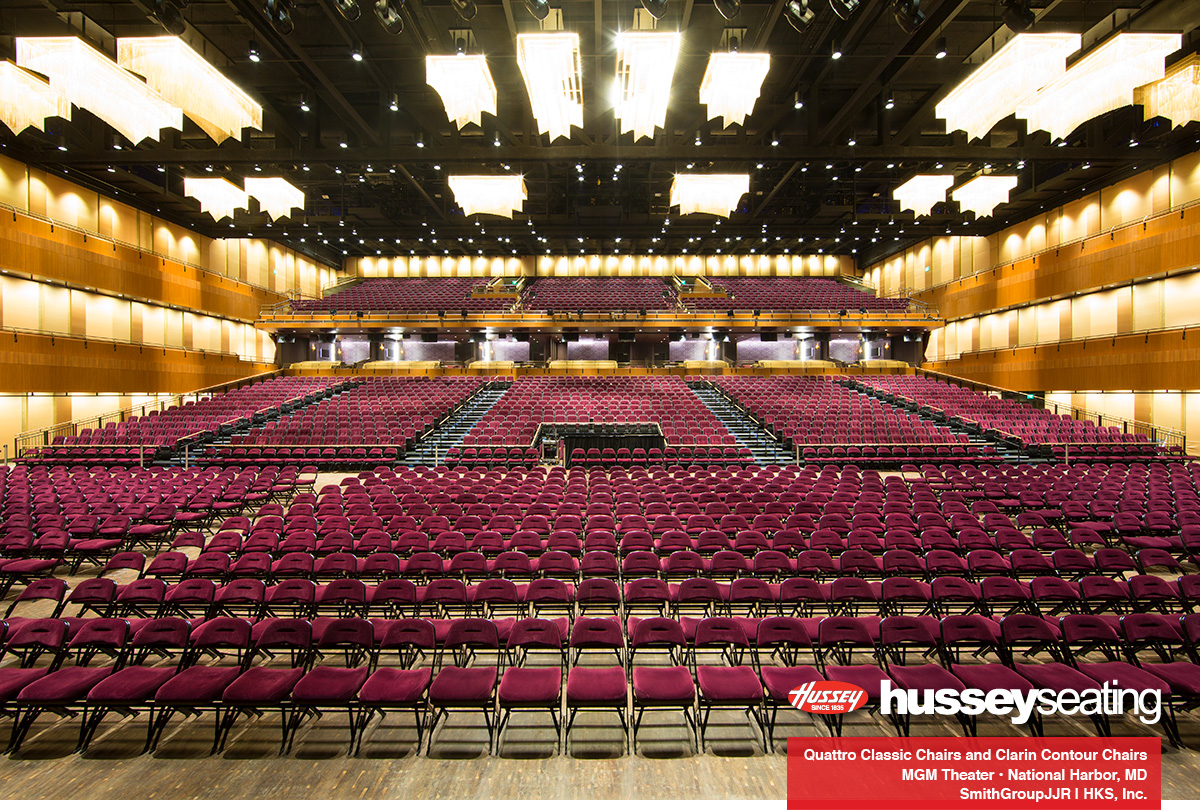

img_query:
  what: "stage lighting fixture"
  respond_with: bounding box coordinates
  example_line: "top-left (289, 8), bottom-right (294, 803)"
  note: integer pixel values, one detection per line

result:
top-left (153, 0), bottom-right (188, 35)
top-left (891, 0), bottom-right (924, 33)
top-left (640, 0), bottom-right (669, 18)
top-left (934, 37), bottom-right (947, 59)
top-left (783, 0), bottom-right (815, 31)
top-left (1001, 0), bottom-right (1035, 32)
top-left (263, 0), bottom-right (294, 34)
top-left (714, 0), bottom-right (741, 20)
top-left (374, 0), bottom-right (404, 34)
top-left (524, 0), bottom-right (550, 20)
top-left (334, 0), bottom-right (361, 21)
top-left (829, 0), bottom-right (859, 21)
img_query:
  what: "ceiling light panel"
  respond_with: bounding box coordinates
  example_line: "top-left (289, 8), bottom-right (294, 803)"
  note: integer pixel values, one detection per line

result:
top-left (426, 54), bottom-right (497, 129)
top-left (516, 33), bottom-right (582, 141)
top-left (935, 33), bottom-right (1081, 141)
top-left (699, 51), bottom-right (770, 128)
top-left (614, 31), bottom-right (681, 141)
top-left (951, 174), bottom-right (1018, 217)
top-left (118, 37), bottom-right (262, 144)
top-left (184, 177), bottom-right (248, 221)
top-left (244, 177), bottom-right (305, 220)
top-left (1016, 33), bottom-right (1181, 140)
top-left (448, 175), bottom-right (527, 218)
top-left (16, 36), bottom-right (183, 144)
top-left (670, 173), bottom-right (750, 216)
top-left (894, 174), bottom-right (954, 217)
top-left (0, 61), bottom-right (70, 135)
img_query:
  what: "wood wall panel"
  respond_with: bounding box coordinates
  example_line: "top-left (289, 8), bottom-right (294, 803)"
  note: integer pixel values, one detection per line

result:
top-left (918, 205), bottom-right (1200, 321)
top-left (925, 327), bottom-right (1200, 391)
top-left (0, 332), bottom-right (275, 393)
top-left (0, 211), bottom-right (283, 322)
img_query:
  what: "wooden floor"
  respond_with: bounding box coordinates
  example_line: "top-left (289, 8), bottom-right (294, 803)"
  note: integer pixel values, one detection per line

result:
top-left (2, 707), bottom-right (1200, 800)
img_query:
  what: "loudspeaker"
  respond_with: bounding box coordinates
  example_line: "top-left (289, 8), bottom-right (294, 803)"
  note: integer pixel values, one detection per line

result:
top-left (760, 331), bottom-right (778, 342)
top-left (421, 332), bottom-right (438, 343)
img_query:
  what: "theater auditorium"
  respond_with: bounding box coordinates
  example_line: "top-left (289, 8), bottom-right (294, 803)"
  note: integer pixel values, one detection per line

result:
top-left (0, 0), bottom-right (1198, 801)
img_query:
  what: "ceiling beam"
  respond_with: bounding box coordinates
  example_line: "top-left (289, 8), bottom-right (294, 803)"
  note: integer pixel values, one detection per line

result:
top-left (46, 143), bottom-right (1163, 165)
top-left (395, 163), bottom-right (448, 221)
top-left (814, 0), bottom-right (972, 146)
top-left (751, 160), bottom-right (800, 217)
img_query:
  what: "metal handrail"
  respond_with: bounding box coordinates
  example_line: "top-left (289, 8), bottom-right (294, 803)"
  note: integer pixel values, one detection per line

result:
top-left (0, 322), bottom-right (265, 362)
top-left (12, 368), bottom-right (286, 456)
top-left (924, 320), bottom-right (1199, 364)
top-left (915, 367), bottom-right (1187, 450)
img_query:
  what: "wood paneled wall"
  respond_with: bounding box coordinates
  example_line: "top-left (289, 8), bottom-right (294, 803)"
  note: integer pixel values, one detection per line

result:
top-left (0, 332), bottom-right (274, 393)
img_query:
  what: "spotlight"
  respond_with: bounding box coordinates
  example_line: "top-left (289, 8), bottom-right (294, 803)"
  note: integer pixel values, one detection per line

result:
top-left (389, 92), bottom-right (399, 112)
top-left (299, 95), bottom-right (310, 112)
top-left (416, 131), bottom-right (425, 147)
top-left (831, 39), bottom-right (843, 60)
top-left (793, 91), bottom-right (804, 109)
top-left (640, 0), bottom-right (669, 18)
top-left (771, 132), bottom-right (779, 146)
top-left (884, 91), bottom-right (895, 110)
top-left (524, 0), bottom-right (550, 20)
top-left (450, 0), bottom-right (477, 21)
top-left (891, 0), bottom-right (924, 33)
top-left (934, 36), bottom-right (947, 59)
top-left (829, 0), bottom-right (859, 20)
top-left (1001, 0), bottom-right (1035, 32)
top-left (374, 0), bottom-right (404, 34)
top-left (263, 0), bottom-right (294, 34)
top-left (152, 0), bottom-right (187, 36)
top-left (714, 0), bottom-right (741, 20)
top-left (351, 47), bottom-right (364, 62)
top-left (247, 41), bottom-right (261, 62)
top-left (838, 308), bottom-right (848, 316)
top-left (783, 0), bottom-right (815, 31)
top-left (493, 131), bottom-right (501, 147)
top-left (333, 0), bottom-right (361, 20)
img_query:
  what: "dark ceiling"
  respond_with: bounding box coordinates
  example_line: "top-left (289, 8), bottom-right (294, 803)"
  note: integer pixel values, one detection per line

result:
top-left (2, 0), bottom-right (1199, 269)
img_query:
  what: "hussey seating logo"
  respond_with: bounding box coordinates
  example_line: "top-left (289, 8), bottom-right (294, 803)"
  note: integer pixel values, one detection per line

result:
top-left (788, 681), bottom-right (868, 715)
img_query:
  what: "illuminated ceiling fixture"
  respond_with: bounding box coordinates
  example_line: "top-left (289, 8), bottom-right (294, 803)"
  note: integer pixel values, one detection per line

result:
top-left (16, 36), bottom-right (183, 144)
top-left (1016, 33), bottom-right (1181, 140)
top-left (951, 174), bottom-right (1018, 217)
top-left (699, 51), bottom-right (770, 128)
top-left (183, 176), bottom-right (248, 221)
top-left (1135, 53), bottom-right (1200, 128)
top-left (516, 33), bottom-right (582, 141)
top-left (935, 33), bottom-right (1080, 141)
top-left (893, 174), bottom-right (953, 217)
top-left (426, 54), bottom-right (496, 129)
top-left (118, 37), bottom-right (262, 144)
top-left (0, 61), bottom-right (70, 135)
top-left (448, 175), bottom-right (527, 218)
top-left (614, 31), bottom-right (681, 141)
top-left (244, 176), bottom-right (305, 220)
top-left (670, 173), bottom-right (750, 216)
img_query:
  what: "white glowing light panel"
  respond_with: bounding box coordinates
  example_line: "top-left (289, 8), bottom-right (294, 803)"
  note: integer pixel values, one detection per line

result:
top-left (426, 54), bottom-right (497, 129)
top-left (614, 31), bottom-right (681, 141)
top-left (16, 37), bottom-right (182, 144)
top-left (670, 174), bottom-right (750, 216)
top-left (244, 177), bottom-right (305, 220)
top-left (118, 37), bottom-right (262, 144)
top-left (1135, 54), bottom-right (1200, 128)
top-left (0, 61), bottom-right (70, 135)
top-left (951, 175), bottom-right (1018, 217)
top-left (516, 33), bottom-right (583, 141)
top-left (448, 175), bottom-right (527, 218)
top-left (1017, 33), bottom-right (1182, 140)
top-left (184, 177), bottom-right (248, 221)
top-left (894, 174), bottom-right (954, 217)
top-left (936, 33), bottom-right (1081, 141)
top-left (699, 52), bottom-right (770, 128)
